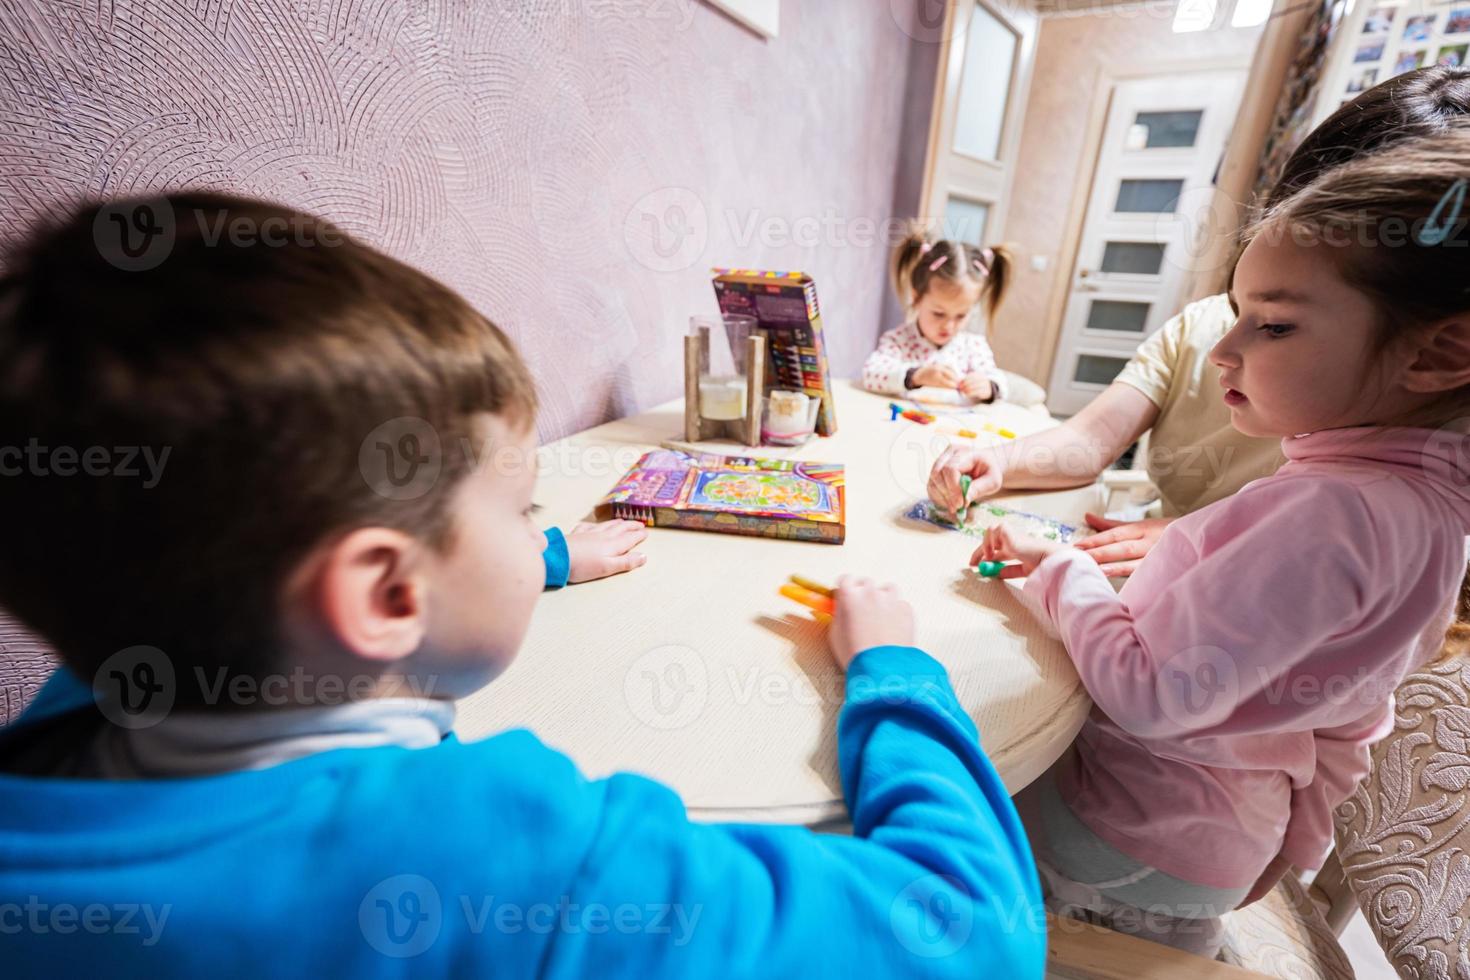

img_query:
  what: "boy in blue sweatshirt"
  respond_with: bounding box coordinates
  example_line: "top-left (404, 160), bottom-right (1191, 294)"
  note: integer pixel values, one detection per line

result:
top-left (0, 194), bottom-right (1045, 978)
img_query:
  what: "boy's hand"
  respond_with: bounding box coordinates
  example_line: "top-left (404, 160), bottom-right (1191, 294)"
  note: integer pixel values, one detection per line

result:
top-left (1074, 514), bottom-right (1174, 577)
top-left (828, 576), bottom-right (915, 672)
top-left (564, 520), bottom-right (649, 583)
top-left (958, 373), bottom-right (993, 402)
top-left (912, 364), bottom-right (960, 389)
top-left (970, 525), bottom-right (1067, 579)
top-left (929, 445), bottom-right (1005, 519)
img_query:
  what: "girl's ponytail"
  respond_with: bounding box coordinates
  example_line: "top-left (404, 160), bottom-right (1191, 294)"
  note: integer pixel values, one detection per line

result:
top-left (890, 222), bottom-right (932, 311)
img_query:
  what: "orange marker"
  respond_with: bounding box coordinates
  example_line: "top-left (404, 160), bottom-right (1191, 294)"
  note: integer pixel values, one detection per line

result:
top-left (780, 583), bottom-right (835, 616)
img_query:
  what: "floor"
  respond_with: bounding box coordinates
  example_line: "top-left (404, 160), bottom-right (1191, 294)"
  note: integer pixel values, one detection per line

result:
top-left (1342, 907), bottom-right (1395, 978)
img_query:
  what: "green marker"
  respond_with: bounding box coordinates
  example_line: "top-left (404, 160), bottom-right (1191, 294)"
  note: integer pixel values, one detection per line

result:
top-left (957, 475), bottom-right (972, 523)
top-left (975, 561), bottom-right (1006, 578)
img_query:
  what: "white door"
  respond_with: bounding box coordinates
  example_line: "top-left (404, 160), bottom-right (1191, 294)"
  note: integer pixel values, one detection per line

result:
top-left (1046, 70), bottom-right (1246, 415)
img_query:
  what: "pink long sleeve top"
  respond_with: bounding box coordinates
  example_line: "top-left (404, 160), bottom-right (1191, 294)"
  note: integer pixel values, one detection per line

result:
top-left (1023, 425), bottom-right (1470, 889)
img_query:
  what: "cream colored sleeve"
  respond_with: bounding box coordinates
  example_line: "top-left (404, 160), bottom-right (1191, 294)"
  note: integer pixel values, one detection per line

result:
top-left (1113, 306), bottom-right (1188, 409)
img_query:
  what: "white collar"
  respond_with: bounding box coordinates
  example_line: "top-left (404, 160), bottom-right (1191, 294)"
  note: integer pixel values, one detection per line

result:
top-left (84, 697), bottom-right (456, 779)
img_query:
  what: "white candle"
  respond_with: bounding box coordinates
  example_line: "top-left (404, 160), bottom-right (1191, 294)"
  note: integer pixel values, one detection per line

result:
top-left (699, 375), bottom-right (747, 421)
top-left (766, 390), bottom-right (810, 432)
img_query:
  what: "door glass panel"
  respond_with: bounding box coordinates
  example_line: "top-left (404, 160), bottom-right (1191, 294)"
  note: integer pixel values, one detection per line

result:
top-left (942, 197), bottom-right (991, 245)
top-left (1130, 110), bottom-right (1203, 149)
top-left (1085, 300), bottom-right (1151, 333)
top-left (1099, 242), bottom-right (1166, 275)
top-left (1115, 178), bottom-right (1184, 213)
top-left (952, 4), bottom-right (1019, 161)
top-left (1074, 354), bottom-right (1132, 386)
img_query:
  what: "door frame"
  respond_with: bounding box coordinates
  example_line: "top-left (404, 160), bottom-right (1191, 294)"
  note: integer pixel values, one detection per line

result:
top-left (917, 0), bottom-right (1041, 256)
top-left (1034, 54), bottom-right (1258, 406)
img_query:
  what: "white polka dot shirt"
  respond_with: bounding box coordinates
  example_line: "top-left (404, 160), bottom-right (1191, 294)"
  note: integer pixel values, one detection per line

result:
top-left (861, 321), bottom-right (1010, 401)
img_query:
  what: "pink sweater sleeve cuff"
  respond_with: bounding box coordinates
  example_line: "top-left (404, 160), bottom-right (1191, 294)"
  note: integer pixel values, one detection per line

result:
top-left (1019, 548), bottom-right (1107, 638)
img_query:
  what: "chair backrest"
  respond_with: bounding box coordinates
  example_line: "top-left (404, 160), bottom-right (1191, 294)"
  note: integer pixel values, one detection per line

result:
top-left (1334, 565), bottom-right (1470, 978)
top-left (0, 608), bottom-right (56, 726)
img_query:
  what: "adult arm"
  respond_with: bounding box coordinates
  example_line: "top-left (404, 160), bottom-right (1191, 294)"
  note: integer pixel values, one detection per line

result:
top-left (929, 382), bottom-right (1159, 514)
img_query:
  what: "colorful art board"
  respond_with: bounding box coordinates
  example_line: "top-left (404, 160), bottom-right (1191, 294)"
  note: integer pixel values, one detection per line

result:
top-left (903, 500), bottom-right (1080, 545)
top-left (711, 269), bottom-right (838, 437)
top-left (597, 449), bottom-right (845, 544)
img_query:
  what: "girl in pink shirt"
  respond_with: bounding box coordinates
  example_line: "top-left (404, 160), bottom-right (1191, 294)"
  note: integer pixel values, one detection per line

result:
top-left (980, 134), bottom-right (1470, 953)
top-left (862, 227), bottom-right (1014, 403)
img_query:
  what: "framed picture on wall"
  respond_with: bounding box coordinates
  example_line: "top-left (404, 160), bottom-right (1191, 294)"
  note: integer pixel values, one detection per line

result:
top-left (1363, 5), bottom-right (1396, 33)
top-left (1438, 42), bottom-right (1469, 65)
top-left (1347, 67), bottom-right (1379, 92)
top-left (1355, 39), bottom-right (1387, 61)
top-left (1448, 8), bottom-right (1470, 32)
top-left (1404, 14), bottom-right (1436, 41)
top-left (707, 0), bottom-right (780, 37)
top-left (1395, 49), bottom-right (1429, 73)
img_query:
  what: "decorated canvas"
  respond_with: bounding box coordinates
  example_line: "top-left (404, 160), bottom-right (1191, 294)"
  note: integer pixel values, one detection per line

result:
top-left (597, 449), bottom-right (845, 544)
top-left (903, 500), bottom-right (1079, 545)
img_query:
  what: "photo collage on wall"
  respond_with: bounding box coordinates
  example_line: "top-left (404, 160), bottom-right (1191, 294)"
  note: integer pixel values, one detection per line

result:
top-left (1346, 2), bottom-right (1470, 106)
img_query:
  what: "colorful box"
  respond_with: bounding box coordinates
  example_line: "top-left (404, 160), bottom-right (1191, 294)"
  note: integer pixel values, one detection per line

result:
top-left (711, 269), bottom-right (838, 437)
top-left (596, 449), bottom-right (845, 544)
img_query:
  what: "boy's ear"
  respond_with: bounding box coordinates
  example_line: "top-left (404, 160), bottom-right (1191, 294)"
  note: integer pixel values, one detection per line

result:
top-left (1404, 318), bottom-right (1470, 394)
top-left (314, 527), bottom-right (429, 664)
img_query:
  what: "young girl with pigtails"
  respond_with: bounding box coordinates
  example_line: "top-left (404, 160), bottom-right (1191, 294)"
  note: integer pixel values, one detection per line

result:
top-left (862, 227), bottom-right (1015, 403)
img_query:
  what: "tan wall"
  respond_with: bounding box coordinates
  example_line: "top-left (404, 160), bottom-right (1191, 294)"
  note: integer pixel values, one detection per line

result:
top-left (992, 6), bottom-right (1264, 385)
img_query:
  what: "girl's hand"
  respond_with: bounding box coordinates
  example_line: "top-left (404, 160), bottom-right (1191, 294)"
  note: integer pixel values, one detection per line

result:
top-left (958, 373), bottom-right (994, 402)
top-left (929, 445), bottom-right (1005, 519)
top-left (564, 520), bottom-right (649, 583)
top-left (1073, 514), bottom-right (1174, 577)
top-left (970, 525), bottom-right (1067, 579)
top-left (912, 364), bottom-right (960, 389)
top-left (827, 576), bottom-right (915, 671)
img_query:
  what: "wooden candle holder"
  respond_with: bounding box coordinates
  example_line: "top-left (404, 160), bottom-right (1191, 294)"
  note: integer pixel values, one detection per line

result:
top-left (684, 326), bottom-right (765, 447)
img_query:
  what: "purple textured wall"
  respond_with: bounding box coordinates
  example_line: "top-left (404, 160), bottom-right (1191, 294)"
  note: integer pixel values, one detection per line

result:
top-left (0, 1), bottom-right (931, 722)
top-left (0, 0), bottom-right (925, 440)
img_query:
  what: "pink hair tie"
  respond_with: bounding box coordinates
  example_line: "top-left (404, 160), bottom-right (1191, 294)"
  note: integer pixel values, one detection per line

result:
top-left (919, 241), bottom-right (933, 254)
top-left (928, 254), bottom-right (949, 272)
top-left (973, 247), bottom-right (995, 276)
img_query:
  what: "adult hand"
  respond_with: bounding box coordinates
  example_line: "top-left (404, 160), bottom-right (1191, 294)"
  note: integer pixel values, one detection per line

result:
top-left (1073, 514), bottom-right (1174, 578)
top-left (928, 445), bottom-right (1005, 519)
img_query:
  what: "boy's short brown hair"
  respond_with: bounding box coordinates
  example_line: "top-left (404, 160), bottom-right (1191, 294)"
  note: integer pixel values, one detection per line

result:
top-left (0, 193), bottom-right (537, 695)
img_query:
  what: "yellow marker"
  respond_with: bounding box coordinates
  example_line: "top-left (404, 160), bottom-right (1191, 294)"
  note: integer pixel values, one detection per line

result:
top-left (789, 575), bottom-right (833, 597)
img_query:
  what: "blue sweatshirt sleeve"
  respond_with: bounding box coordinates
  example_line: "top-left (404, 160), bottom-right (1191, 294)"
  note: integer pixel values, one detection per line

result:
top-left (535, 645), bottom-right (1045, 978)
top-left (542, 527), bottom-right (570, 590)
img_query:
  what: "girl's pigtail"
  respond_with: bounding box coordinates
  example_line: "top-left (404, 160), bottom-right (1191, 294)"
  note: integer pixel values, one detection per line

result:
top-left (975, 244), bottom-right (1014, 320)
top-left (890, 222), bottom-right (931, 312)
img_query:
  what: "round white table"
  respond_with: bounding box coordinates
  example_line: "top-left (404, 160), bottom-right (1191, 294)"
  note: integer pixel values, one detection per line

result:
top-left (456, 381), bottom-right (1097, 825)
